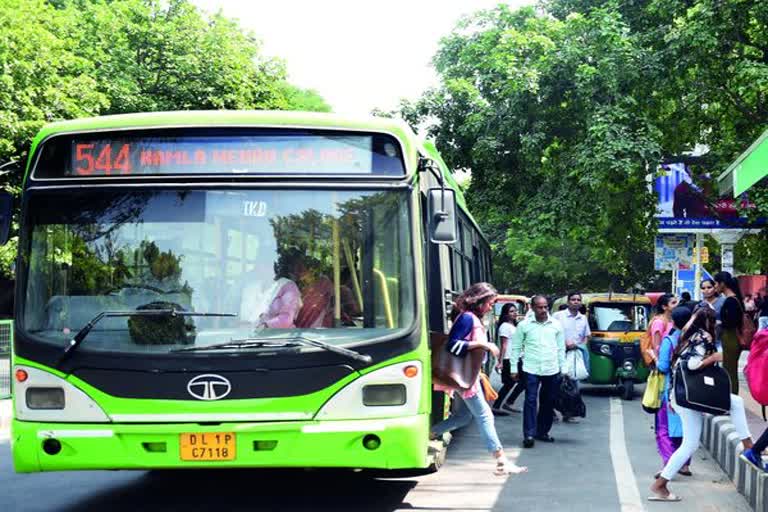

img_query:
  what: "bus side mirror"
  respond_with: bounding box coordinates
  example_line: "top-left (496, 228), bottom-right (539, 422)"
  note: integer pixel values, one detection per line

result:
top-left (428, 188), bottom-right (457, 244)
top-left (0, 191), bottom-right (12, 245)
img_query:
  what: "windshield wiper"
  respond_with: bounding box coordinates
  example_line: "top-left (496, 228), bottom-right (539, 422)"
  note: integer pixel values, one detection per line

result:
top-left (57, 309), bottom-right (237, 367)
top-left (288, 335), bottom-right (373, 364)
top-left (175, 335), bottom-right (373, 364)
top-left (172, 339), bottom-right (302, 353)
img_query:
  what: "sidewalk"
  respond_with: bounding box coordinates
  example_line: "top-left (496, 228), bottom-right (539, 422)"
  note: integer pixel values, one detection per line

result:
top-left (701, 352), bottom-right (768, 510)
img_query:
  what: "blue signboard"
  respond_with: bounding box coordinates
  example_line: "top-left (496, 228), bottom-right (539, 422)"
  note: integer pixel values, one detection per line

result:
top-left (675, 267), bottom-right (714, 298)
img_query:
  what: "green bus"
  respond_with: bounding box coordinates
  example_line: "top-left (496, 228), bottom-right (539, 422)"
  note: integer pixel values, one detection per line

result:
top-left (4, 111), bottom-right (493, 473)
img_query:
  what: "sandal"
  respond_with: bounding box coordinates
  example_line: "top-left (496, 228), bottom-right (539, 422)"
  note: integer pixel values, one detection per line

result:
top-left (678, 469), bottom-right (692, 476)
top-left (494, 458), bottom-right (528, 476)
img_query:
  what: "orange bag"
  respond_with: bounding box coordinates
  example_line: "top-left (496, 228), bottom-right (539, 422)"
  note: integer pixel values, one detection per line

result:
top-left (479, 372), bottom-right (498, 403)
top-left (640, 316), bottom-right (656, 366)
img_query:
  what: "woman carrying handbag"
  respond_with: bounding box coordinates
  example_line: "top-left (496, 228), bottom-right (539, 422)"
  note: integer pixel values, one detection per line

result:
top-left (431, 282), bottom-right (527, 476)
top-left (646, 306), bottom-right (693, 478)
top-left (649, 306), bottom-right (755, 502)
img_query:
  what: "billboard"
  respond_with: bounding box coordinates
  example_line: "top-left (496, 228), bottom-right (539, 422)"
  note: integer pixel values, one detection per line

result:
top-left (656, 163), bottom-right (761, 231)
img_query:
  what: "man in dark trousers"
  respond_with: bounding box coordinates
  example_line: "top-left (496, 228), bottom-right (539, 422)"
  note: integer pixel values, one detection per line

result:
top-left (510, 295), bottom-right (565, 448)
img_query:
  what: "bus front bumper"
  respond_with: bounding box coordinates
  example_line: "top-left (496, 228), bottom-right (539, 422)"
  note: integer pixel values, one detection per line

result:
top-left (10, 414), bottom-right (430, 473)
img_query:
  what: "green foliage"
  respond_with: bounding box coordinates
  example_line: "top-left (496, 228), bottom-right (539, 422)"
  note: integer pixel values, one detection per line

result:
top-left (404, 1), bottom-right (768, 293)
top-left (406, 4), bottom-right (661, 294)
top-left (279, 84), bottom-right (332, 113)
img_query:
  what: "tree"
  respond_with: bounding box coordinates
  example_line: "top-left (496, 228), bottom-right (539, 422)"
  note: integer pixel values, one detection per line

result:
top-left (403, 1), bottom-right (768, 292)
top-left (279, 84), bottom-right (332, 113)
top-left (0, 0), bottom-right (107, 188)
top-left (0, 0), bottom-right (333, 279)
top-left (405, 5), bottom-right (662, 293)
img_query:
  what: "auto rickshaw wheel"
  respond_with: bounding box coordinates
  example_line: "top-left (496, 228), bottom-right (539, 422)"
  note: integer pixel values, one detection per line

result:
top-left (620, 379), bottom-right (634, 400)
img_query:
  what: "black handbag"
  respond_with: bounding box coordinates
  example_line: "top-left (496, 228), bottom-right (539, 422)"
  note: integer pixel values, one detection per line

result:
top-left (673, 362), bottom-right (731, 415)
top-left (554, 375), bottom-right (586, 418)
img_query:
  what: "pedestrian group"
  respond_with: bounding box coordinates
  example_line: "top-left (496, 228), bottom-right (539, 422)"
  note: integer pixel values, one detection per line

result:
top-left (432, 275), bottom-right (768, 500)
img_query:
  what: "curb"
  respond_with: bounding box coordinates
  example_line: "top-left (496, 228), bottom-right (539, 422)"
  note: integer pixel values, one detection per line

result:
top-left (703, 413), bottom-right (767, 511)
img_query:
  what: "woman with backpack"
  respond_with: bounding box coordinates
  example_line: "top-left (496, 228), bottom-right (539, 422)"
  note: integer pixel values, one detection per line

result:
top-left (649, 306), bottom-right (755, 502)
top-left (431, 283), bottom-right (527, 476)
top-left (714, 271), bottom-right (744, 393)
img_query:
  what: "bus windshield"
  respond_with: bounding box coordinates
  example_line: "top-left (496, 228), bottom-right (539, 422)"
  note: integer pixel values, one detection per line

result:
top-left (22, 188), bottom-right (415, 353)
top-left (589, 303), bottom-right (650, 332)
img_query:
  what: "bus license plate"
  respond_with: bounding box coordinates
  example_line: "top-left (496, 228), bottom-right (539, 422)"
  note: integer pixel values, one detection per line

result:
top-left (179, 432), bottom-right (236, 461)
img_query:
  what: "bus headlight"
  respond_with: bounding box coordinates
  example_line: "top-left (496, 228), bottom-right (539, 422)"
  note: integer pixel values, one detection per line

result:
top-left (314, 361), bottom-right (422, 420)
top-left (362, 384), bottom-right (406, 406)
top-left (26, 387), bottom-right (65, 410)
top-left (14, 366), bottom-right (110, 422)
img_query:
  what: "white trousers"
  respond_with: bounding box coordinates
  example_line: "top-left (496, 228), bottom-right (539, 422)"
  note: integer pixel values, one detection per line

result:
top-left (660, 394), bottom-right (751, 480)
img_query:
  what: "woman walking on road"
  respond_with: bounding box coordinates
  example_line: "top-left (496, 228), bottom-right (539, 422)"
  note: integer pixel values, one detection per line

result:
top-left (649, 306), bottom-right (693, 477)
top-left (649, 307), bottom-right (755, 502)
top-left (492, 303), bottom-right (524, 415)
top-left (649, 294), bottom-right (678, 358)
top-left (714, 271), bottom-right (744, 393)
top-left (431, 283), bottom-right (527, 476)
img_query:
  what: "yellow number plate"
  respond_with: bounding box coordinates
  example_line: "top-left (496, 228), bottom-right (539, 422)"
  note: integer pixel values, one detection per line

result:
top-left (179, 432), bottom-right (236, 461)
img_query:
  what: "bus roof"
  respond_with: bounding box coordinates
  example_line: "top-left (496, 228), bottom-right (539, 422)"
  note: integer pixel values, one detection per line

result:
top-left (33, 110), bottom-right (416, 139)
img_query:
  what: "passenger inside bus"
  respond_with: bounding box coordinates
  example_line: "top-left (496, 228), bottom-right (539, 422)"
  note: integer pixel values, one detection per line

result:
top-left (241, 248), bottom-right (335, 329)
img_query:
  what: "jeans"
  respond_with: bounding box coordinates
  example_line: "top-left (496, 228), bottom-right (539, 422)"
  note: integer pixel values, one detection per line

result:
top-left (493, 358), bottom-right (525, 410)
top-left (523, 373), bottom-right (557, 438)
top-left (660, 394), bottom-right (751, 480)
top-left (431, 391), bottom-right (503, 453)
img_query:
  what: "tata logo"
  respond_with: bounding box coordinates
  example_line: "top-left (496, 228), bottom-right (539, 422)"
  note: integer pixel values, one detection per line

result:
top-left (187, 374), bottom-right (232, 400)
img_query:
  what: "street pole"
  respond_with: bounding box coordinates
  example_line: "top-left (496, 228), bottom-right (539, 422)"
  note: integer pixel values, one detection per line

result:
top-left (672, 266), bottom-right (678, 295)
top-left (694, 233), bottom-right (703, 300)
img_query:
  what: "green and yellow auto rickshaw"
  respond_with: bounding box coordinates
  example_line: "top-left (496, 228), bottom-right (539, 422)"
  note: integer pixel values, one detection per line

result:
top-left (552, 293), bottom-right (652, 400)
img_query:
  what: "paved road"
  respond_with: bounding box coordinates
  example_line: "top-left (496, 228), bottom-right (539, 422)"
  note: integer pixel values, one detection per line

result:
top-left (0, 387), bottom-right (752, 512)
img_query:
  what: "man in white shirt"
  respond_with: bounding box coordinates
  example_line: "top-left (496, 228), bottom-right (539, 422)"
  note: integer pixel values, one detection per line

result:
top-left (553, 292), bottom-right (591, 422)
